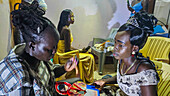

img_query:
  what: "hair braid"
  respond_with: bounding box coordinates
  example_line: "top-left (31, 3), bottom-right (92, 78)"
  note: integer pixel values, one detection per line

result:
top-left (11, 1), bottom-right (47, 43)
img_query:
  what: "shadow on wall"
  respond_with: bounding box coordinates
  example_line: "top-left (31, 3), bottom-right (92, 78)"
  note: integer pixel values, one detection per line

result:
top-left (72, 0), bottom-right (118, 48)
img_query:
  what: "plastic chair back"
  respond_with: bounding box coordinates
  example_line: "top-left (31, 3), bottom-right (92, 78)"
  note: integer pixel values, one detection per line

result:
top-left (152, 61), bottom-right (170, 96)
top-left (139, 36), bottom-right (170, 62)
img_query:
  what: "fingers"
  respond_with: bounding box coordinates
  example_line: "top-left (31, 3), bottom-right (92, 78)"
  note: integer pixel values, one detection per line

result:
top-left (65, 56), bottom-right (78, 72)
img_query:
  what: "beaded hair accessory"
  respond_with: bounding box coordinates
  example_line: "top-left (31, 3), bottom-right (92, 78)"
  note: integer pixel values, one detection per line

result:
top-left (127, 16), bottom-right (139, 28)
top-left (37, 27), bottom-right (40, 34)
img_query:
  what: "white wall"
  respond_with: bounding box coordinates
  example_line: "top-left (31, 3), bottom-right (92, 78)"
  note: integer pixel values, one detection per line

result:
top-left (44, 0), bottom-right (130, 49)
top-left (0, 0), bottom-right (10, 60)
top-left (0, 0), bottom-right (130, 60)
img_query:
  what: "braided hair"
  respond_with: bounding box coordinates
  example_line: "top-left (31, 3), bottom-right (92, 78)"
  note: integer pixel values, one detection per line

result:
top-left (57, 9), bottom-right (72, 33)
top-left (118, 11), bottom-right (157, 49)
top-left (11, 1), bottom-right (56, 43)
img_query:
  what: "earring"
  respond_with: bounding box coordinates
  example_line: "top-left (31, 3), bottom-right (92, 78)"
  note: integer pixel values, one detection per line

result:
top-left (132, 51), bottom-right (135, 57)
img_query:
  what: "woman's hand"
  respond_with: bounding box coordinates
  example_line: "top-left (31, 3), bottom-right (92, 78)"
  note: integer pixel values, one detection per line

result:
top-left (92, 79), bottom-right (106, 91)
top-left (64, 57), bottom-right (78, 72)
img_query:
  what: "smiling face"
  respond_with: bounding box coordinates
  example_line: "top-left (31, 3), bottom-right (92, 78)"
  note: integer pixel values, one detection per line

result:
top-left (113, 31), bottom-right (133, 60)
top-left (31, 26), bottom-right (59, 62)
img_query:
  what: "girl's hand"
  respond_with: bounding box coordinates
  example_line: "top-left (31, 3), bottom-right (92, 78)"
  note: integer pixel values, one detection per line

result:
top-left (92, 79), bottom-right (106, 91)
top-left (64, 56), bottom-right (78, 72)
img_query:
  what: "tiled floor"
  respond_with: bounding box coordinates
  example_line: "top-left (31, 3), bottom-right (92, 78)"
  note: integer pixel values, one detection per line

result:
top-left (94, 63), bottom-right (117, 80)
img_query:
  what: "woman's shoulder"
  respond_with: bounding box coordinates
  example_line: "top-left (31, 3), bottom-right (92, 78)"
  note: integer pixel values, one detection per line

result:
top-left (62, 26), bottom-right (70, 32)
top-left (137, 60), bottom-right (155, 73)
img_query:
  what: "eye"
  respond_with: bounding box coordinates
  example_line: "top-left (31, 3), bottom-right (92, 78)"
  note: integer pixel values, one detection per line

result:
top-left (119, 45), bottom-right (123, 47)
top-left (114, 40), bottom-right (116, 44)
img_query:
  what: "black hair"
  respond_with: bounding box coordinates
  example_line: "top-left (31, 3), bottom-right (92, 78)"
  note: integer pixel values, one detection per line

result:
top-left (11, 1), bottom-right (57, 43)
top-left (57, 9), bottom-right (72, 33)
top-left (118, 11), bottom-right (157, 49)
top-left (118, 24), bottom-right (147, 49)
top-left (133, 11), bottom-right (158, 34)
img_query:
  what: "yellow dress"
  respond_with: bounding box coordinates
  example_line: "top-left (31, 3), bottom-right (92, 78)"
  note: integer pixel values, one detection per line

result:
top-left (53, 32), bottom-right (95, 83)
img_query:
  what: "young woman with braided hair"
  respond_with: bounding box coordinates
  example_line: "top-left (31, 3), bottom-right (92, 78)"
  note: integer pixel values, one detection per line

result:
top-left (53, 9), bottom-right (95, 83)
top-left (93, 11), bottom-right (159, 96)
top-left (0, 1), bottom-right (77, 95)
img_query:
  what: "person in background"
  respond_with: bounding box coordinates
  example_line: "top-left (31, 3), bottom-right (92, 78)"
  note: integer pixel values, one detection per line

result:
top-left (127, 0), bottom-right (156, 17)
top-left (53, 9), bottom-right (95, 83)
top-left (0, 1), bottom-right (77, 95)
top-left (93, 11), bottom-right (159, 96)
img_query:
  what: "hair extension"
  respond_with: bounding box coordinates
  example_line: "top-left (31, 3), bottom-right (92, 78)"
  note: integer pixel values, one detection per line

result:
top-left (119, 11), bottom-right (158, 49)
top-left (11, 1), bottom-right (54, 43)
top-left (57, 9), bottom-right (72, 33)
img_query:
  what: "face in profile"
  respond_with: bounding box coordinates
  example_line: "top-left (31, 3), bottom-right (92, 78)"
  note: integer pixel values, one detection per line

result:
top-left (68, 12), bottom-right (74, 24)
top-left (113, 31), bottom-right (133, 60)
top-left (32, 26), bottom-right (59, 62)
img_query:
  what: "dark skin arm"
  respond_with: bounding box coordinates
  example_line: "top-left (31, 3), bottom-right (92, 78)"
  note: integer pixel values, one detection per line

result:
top-left (93, 75), bottom-right (117, 91)
top-left (137, 62), bottom-right (158, 96)
top-left (61, 27), bottom-right (78, 52)
top-left (140, 85), bottom-right (157, 96)
top-left (61, 28), bottom-right (72, 52)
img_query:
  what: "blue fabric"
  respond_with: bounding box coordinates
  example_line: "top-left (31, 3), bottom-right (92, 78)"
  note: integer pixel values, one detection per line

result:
top-left (102, 74), bottom-right (112, 79)
top-left (130, 0), bottom-right (143, 17)
top-left (86, 85), bottom-right (100, 96)
top-left (150, 33), bottom-right (169, 38)
top-left (153, 25), bottom-right (165, 34)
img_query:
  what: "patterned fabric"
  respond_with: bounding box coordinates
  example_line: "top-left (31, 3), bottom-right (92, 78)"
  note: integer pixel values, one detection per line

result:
top-left (0, 43), bottom-right (66, 96)
top-left (117, 62), bottom-right (158, 96)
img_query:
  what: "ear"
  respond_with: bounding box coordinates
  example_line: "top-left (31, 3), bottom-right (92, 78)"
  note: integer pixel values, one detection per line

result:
top-left (132, 45), bottom-right (139, 52)
top-left (28, 41), bottom-right (36, 51)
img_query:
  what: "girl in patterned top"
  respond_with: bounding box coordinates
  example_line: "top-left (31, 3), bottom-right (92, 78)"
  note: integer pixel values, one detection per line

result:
top-left (93, 11), bottom-right (159, 96)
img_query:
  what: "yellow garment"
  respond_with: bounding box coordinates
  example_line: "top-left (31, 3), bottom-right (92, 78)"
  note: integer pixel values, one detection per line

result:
top-left (54, 33), bottom-right (95, 83)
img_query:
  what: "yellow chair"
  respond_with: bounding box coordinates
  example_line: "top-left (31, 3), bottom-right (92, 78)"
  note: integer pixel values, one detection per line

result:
top-left (152, 60), bottom-right (170, 96)
top-left (139, 36), bottom-right (170, 63)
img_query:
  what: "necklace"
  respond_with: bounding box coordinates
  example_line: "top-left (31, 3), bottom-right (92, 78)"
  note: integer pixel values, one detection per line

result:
top-left (121, 59), bottom-right (137, 75)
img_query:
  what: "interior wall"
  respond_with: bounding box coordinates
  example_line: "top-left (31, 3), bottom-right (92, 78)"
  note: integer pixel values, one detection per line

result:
top-left (0, 0), bottom-right (169, 60)
top-left (44, 0), bottom-right (130, 49)
top-left (0, 0), bottom-right (10, 60)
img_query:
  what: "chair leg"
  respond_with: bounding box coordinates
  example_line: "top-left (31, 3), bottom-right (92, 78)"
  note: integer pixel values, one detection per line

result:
top-left (98, 52), bottom-right (106, 75)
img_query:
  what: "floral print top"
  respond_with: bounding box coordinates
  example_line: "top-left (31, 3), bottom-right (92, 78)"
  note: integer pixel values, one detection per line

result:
top-left (117, 63), bottom-right (158, 96)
